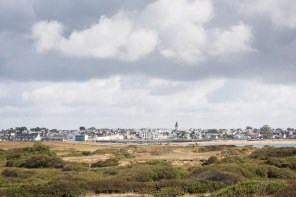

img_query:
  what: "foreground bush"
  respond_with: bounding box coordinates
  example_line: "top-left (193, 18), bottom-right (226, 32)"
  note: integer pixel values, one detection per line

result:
top-left (214, 180), bottom-right (287, 197)
top-left (85, 179), bottom-right (152, 194)
top-left (274, 184), bottom-right (296, 197)
top-left (0, 181), bottom-right (85, 197)
top-left (62, 162), bottom-right (88, 172)
top-left (1, 169), bottom-right (35, 179)
top-left (265, 157), bottom-right (296, 170)
top-left (203, 156), bottom-right (219, 165)
top-left (188, 162), bottom-right (296, 184)
top-left (152, 187), bottom-right (184, 197)
top-left (6, 155), bottom-right (64, 168)
top-left (249, 147), bottom-right (296, 158)
top-left (61, 151), bottom-right (83, 157)
top-left (201, 171), bottom-right (241, 185)
top-left (4, 142), bottom-right (56, 162)
top-left (26, 142), bottom-right (56, 156)
top-left (218, 156), bottom-right (245, 164)
top-left (91, 158), bottom-right (119, 167)
top-left (126, 161), bottom-right (186, 182)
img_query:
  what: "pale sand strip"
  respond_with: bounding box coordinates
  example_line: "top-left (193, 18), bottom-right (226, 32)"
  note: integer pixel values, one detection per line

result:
top-left (192, 139), bottom-right (296, 145)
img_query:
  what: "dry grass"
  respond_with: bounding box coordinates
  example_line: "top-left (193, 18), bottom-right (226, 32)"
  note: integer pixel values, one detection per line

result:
top-left (62, 155), bottom-right (110, 163)
top-left (81, 193), bottom-right (208, 197)
top-left (0, 141), bottom-right (253, 166)
top-left (81, 193), bottom-right (153, 197)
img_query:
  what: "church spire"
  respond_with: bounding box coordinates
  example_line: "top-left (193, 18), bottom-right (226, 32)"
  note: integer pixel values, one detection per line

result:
top-left (175, 121), bottom-right (178, 131)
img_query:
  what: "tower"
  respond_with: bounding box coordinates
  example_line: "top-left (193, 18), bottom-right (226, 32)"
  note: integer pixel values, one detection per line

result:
top-left (175, 121), bottom-right (178, 132)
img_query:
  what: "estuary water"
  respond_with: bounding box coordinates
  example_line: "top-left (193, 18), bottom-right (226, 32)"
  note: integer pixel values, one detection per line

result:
top-left (121, 142), bottom-right (296, 147)
top-left (196, 143), bottom-right (296, 147)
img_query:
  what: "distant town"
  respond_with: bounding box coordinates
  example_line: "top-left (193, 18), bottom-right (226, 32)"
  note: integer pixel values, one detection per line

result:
top-left (0, 122), bottom-right (295, 142)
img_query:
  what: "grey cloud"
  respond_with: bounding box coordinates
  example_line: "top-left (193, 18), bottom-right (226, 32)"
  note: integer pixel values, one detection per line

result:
top-left (0, 0), bottom-right (295, 86)
top-left (206, 80), bottom-right (243, 103)
top-left (1, 0), bottom-right (296, 129)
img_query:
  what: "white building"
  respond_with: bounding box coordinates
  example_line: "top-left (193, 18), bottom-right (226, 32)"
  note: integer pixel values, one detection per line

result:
top-left (97, 134), bottom-right (124, 141)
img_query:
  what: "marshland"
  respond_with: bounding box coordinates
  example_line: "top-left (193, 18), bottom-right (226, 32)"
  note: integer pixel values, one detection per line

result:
top-left (0, 141), bottom-right (295, 196)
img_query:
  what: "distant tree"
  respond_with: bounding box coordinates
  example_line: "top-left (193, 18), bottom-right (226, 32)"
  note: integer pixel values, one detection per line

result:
top-left (88, 127), bottom-right (96, 131)
top-left (179, 131), bottom-right (186, 138)
top-left (260, 125), bottom-right (271, 134)
top-left (262, 134), bottom-right (268, 139)
top-left (207, 129), bottom-right (218, 133)
top-left (223, 134), bottom-right (234, 139)
top-left (79, 126), bottom-right (86, 131)
top-left (41, 127), bottom-right (49, 132)
top-left (31, 127), bottom-right (41, 132)
top-left (16, 127), bottom-right (27, 132)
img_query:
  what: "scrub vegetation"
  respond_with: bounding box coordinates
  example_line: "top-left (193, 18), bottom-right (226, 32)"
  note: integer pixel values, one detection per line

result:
top-left (0, 142), bottom-right (295, 196)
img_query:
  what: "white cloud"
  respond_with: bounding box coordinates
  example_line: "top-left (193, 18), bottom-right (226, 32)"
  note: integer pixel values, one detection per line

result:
top-left (32, 12), bottom-right (158, 61)
top-left (210, 22), bottom-right (256, 55)
top-left (31, 0), bottom-right (256, 64)
top-left (0, 84), bottom-right (9, 98)
top-left (140, 0), bottom-right (213, 63)
top-left (237, 0), bottom-right (296, 29)
top-left (32, 20), bottom-right (64, 53)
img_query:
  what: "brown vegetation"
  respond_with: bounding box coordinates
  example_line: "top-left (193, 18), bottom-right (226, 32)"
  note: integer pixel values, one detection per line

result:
top-left (0, 142), bottom-right (295, 197)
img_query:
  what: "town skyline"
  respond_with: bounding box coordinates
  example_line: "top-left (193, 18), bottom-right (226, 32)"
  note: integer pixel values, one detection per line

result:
top-left (1, 123), bottom-right (295, 131)
top-left (1, 123), bottom-right (295, 142)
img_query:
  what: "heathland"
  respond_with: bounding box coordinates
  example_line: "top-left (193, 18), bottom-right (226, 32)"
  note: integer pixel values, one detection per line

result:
top-left (0, 141), bottom-right (295, 197)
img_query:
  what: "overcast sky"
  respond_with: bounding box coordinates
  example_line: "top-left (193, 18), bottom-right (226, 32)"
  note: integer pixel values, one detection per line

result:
top-left (0, 0), bottom-right (296, 130)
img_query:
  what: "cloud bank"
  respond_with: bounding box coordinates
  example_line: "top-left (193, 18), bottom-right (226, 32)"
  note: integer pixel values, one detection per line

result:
top-left (32, 0), bottom-right (256, 63)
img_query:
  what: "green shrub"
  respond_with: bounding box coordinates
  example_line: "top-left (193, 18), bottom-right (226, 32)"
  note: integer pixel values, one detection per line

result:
top-left (204, 156), bottom-right (219, 165)
top-left (26, 142), bottom-right (56, 157)
top-left (61, 151), bottom-right (83, 157)
top-left (5, 159), bottom-right (25, 167)
top-left (150, 147), bottom-right (172, 155)
top-left (4, 142), bottom-right (56, 162)
top-left (249, 147), bottom-right (296, 159)
top-left (215, 180), bottom-right (287, 197)
top-left (202, 171), bottom-right (242, 185)
top-left (81, 151), bottom-right (91, 156)
top-left (123, 153), bottom-right (136, 158)
top-left (86, 178), bottom-right (152, 194)
top-left (62, 163), bottom-right (88, 172)
top-left (274, 184), bottom-right (296, 197)
top-left (0, 181), bottom-right (85, 197)
top-left (198, 145), bottom-right (236, 153)
top-left (152, 187), bottom-right (184, 197)
top-left (23, 155), bottom-right (64, 168)
top-left (0, 151), bottom-right (7, 161)
top-left (91, 158), bottom-right (119, 168)
top-left (184, 180), bottom-right (226, 194)
top-left (91, 148), bottom-right (120, 155)
top-left (126, 162), bottom-right (184, 182)
top-left (6, 155), bottom-right (64, 168)
top-left (102, 167), bottom-right (119, 175)
top-left (2, 169), bottom-right (22, 178)
top-left (219, 156), bottom-right (245, 164)
top-left (265, 157), bottom-right (296, 170)
top-left (266, 165), bottom-right (295, 179)
top-left (1, 169), bottom-right (35, 179)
